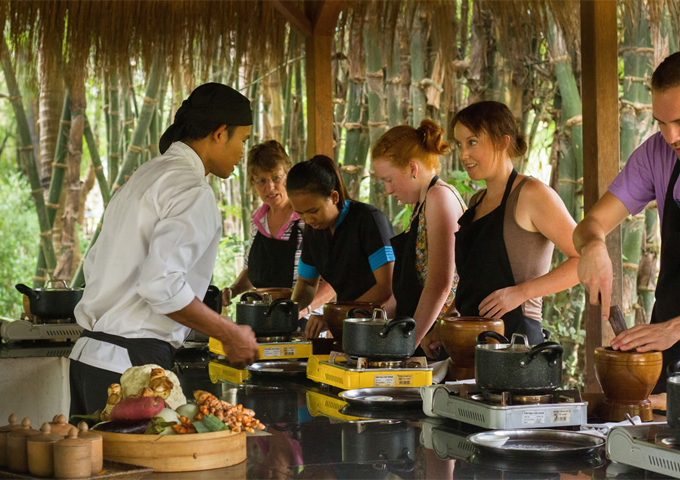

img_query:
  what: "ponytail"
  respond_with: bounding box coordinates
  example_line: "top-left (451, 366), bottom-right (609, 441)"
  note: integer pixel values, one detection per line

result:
top-left (371, 119), bottom-right (449, 172)
top-left (286, 155), bottom-right (350, 210)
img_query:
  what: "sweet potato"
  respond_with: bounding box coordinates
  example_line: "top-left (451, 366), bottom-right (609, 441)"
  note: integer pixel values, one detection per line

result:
top-left (109, 396), bottom-right (165, 421)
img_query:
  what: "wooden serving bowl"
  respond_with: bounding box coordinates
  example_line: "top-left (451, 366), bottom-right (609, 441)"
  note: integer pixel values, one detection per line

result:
top-left (439, 316), bottom-right (504, 380)
top-left (323, 302), bottom-right (380, 340)
top-left (593, 347), bottom-right (663, 422)
top-left (251, 288), bottom-right (293, 301)
top-left (99, 430), bottom-right (246, 472)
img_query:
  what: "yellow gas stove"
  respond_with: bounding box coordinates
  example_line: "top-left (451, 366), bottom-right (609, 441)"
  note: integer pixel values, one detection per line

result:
top-left (209, 336), bottom-right (313, 360)
top-left (208, 359), bottom-right (250, 385)
top-left (306, 353), bottom-right (433, 390)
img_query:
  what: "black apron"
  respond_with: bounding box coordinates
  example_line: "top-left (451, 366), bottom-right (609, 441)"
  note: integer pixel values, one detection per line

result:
top-left (391, 175), bottom-right (439, 318)
top-left (70, 329), bottom-right (178, 415)
top-left (248, 220), bottom-right (301, 288)
top-left (454, 169), bottom-right (544, 345)
top-left (651, 159), bottom-right (680, 393)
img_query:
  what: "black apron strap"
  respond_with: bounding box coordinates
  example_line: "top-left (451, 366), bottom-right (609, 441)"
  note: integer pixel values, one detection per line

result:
top-left (80, 329), bottom-right (176, 370)
top-left (651, 159), bottom-right (680, 393)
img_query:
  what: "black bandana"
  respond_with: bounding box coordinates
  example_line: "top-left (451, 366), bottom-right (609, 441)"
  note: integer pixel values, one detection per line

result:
top-left (159, 83), bottom-right (252, 154)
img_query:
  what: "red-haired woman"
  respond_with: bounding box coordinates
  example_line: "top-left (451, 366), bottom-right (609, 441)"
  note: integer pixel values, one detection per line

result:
top-left (372, 119), bottom-right (466, 349)
top-left (423, 101), bottom-right (580, 356)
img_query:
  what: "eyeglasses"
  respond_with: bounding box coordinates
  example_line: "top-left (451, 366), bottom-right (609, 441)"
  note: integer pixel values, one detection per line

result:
top-left (254, 174), bottom-right (286, 188)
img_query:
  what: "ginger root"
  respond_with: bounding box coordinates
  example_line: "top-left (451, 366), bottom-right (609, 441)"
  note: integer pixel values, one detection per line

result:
top-left (100, 384), bottom-right (122, 421)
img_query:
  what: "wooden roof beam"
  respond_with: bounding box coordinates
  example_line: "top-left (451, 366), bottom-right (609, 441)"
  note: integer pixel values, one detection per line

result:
top-left (306, 0), bottom-right (344, 35)
top-left (271, 0), bottom-right (313, 37)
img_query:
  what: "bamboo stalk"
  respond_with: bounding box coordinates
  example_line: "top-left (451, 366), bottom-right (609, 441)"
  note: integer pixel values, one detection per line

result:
top-left (409, 10), bottom-right (427, 127)
top-left (84, 114), bottom-right (111, 206)
top-left (109, 75), bottom-right (121, 183)
top-left (0, 39), bottom-right (58, 273)
top-left (45, 92), bottom-right (71, 227)
top-left (71, 55), bottom-right (163, 287)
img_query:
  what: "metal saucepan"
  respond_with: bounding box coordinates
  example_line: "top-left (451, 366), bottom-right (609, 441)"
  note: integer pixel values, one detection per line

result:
top-left (235, 292), bottom-right (298, 336)
top-left (475, 332), bottom-right (563, 394)
top-left (667, 360), bottom-right (680, 429)
top-left (343, 308), bottom-right (416, 359)
top-left (15, 280), bottom-right (83, 319)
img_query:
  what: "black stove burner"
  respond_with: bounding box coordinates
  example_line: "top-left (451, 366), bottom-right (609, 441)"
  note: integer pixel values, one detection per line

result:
top-left (257, 335), bottom-right (292, 343)
top-left (469, 389), bottom-right (582, 406)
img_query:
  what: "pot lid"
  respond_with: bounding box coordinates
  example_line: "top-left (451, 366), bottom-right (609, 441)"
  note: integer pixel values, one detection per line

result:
top-left (0, 413), bottom-right (21, 432)
top-left (55, 428), bottom-right (89, 448)
top-left (345, 307), bottom-right (388, 325)
top-left (77, 422), bottom-right (102, 441)
top-left (7, 418), bottom-right (39, 437)
top-left (344, 318), bottom-right (389, 326)
top-left (240, 292), bottom-right (273, 305)
top-left (477, 333), bottom-right (532, 352)
top-left (28, 423), bottom-right (63, 443)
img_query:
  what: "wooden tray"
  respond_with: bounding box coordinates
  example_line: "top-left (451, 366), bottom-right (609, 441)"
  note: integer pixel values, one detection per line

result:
top-left (99, 430), bottom-right (246, 472)
top-left (0, 459), bottom-right (154, 479)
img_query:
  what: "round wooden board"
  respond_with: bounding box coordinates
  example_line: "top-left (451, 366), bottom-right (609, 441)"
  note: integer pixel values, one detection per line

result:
top-left (99, 429), bottom-right (246, 472)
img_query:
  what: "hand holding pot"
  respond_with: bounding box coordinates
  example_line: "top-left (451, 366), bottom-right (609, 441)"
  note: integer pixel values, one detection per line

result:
top-left (478, 286), bottom-right (524, 319)
top-left (305, 315), bottom-right (328, 339)
top-left (610, 316), bottom-right (680, 353)
top-left (420, 322), bottom-right (442, 359)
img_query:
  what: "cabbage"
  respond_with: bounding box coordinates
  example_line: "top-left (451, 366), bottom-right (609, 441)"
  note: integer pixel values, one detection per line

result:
top-left (156, 408), bottom-right (180, 435)
top-left (175, 404), bottom-right (199, 419)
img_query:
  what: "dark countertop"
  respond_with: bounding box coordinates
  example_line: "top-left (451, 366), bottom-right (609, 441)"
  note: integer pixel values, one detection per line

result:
top-left (166, 349), bottom-right (671, 480)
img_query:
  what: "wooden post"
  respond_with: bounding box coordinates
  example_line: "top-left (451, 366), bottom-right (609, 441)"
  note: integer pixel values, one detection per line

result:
top-left (304, 0), bottom-right (343, 160)
top-left (580, 0), bottom-right (623, 393)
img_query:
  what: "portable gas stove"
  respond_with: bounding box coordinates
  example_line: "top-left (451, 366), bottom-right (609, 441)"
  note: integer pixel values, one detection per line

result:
top-left (208, 359), bottom-right (250, 385)
top-left (0, 315), bottom-right (82, 342)
top-left (607, 423), bottom-right (680, 478)
top-left (306, 351), bottom-right (433, 390)
top-left (423, 381), bottom-right (587, 429)
top-left (209, 333), bottom-right (313, 360)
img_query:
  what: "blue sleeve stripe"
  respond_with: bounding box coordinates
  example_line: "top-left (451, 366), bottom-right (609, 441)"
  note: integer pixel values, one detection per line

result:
top-left (369, 246), bottom-right (395, 271)
top-left (298, 260), bottom-right (319, 279)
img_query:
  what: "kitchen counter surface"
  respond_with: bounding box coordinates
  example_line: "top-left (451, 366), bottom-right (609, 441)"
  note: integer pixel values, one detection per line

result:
top-left (166, 349), bottom-right (671, 480)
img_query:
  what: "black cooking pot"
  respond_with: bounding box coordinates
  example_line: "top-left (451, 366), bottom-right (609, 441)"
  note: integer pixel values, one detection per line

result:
top-left (202, 285), bottom-right (222, 314)
top-left (235, 292), bottom-right (298, 336)
top-left (343, 308), bottom-right (416, 359)
top-left (16, 280), bottom-right (83, 319)
top-left (341, 421), bottom-right (416, 466)
top-left (475, 332), bottom-right (563, 394)
top-left (667, 360), bottom-right (680, 429)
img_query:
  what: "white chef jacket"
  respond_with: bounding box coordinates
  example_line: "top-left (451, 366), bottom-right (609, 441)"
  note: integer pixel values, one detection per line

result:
top-left (69, 142), bottom-right (222, 373)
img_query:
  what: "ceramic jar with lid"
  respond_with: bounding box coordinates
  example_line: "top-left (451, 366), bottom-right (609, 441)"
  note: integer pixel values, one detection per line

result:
top-left (0, 413), bottom-right (22, 467)
top-left (54, 429), bottom-right (91, 479)
top-left (7, 418), bottom-right (40, 472)
top-left (77, 421), bottom-right (103, 475)
top-left (27, 423), bottom-right (63, 477)
top-left (49, 414), bottom-right (76, 437)
top-left (438, 316), bottom-right (504, 380)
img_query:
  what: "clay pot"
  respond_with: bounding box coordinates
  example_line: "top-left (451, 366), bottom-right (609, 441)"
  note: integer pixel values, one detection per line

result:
top-left (49, 414), bottom-right (76, 437)
top-left (7, 418), bottom-right (40, 472)
top-left (27, 423), bottom-right (63, 477)
top-left (0, 413), bottom-right (22, 467)
top-left (439, 316), bottom-right (504, 380)
top-left (593, 347), bottom-right (663, 422)
top-left (77, 422), bottom-right (103, 475)
top-left (54, 429), bottom-right (92, 479)
top-left (323, 302), bottom-right (380, 340)
top-left (251, 288), bottom-right (293, 301)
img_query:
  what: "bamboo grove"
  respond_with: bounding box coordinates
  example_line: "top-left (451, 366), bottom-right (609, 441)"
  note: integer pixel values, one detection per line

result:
top-left (1, 0), bottom-right (680, 387)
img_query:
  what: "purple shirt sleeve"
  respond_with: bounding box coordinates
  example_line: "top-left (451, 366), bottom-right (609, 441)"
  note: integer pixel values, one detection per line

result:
top-left (608, 135), bottom-right (659, 216)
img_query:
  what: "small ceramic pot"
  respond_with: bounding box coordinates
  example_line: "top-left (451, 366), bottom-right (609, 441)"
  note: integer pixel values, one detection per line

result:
top-left (439, 316), bottom-right (504, 380)
top-left (54, 429), bottom-right (92, 479)
top-left (0, 413), bottom-right (22, 467)
top-left (7, 418), bottom-right (40, 472)
top-left (27, 423), bottom-right (63, 477)
top-left (77, 422), bottom-right (103, 475)
top-left (594, 347), bottom-right (663, 421)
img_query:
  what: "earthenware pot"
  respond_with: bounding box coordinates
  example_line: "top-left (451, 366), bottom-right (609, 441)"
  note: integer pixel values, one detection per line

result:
top-left (27, 423), bottom-right (63, 478)
top-left (593, 346), bottom-right (662, 422)
top-left (439, 316), bottom-right (504, 380)
top-left (323, 301), bottom-right (380, 340)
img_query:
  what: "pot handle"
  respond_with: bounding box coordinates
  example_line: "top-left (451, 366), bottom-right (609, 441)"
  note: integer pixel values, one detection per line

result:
top-left (667, 359), bottom-right (680, 378)
top-left (266, 298), bottom-right (296, 316)
top-left (15, 283), bottom-right (40, 301)
top-left (346, 307), bottom-right (373, 318)
top-left (44, 279), bottom-right (69, 290)
top-left (240, 292), bottom-right (263, 303)
top-left (476, 331), bottom-right (509, 345)
top-left (521, 342), bottom-right (563, 367)
top-left (380, 317), bottom-right (416, 338)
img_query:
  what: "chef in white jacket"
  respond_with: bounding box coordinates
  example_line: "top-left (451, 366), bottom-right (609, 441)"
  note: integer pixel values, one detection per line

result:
top-left (69, 83), bottom-right (259, 415)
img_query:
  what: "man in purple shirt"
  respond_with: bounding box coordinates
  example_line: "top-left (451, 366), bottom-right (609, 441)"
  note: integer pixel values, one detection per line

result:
top-left (574, 52), bottom-right (680, 392)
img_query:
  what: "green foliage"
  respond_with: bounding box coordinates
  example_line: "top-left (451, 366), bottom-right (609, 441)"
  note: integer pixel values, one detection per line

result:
top-left (0, 171), bottom-right (39, 318)
top-left (444, 170), bottom-right (484, 197)
top-left (211, 233), bottom-right (247, 318)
